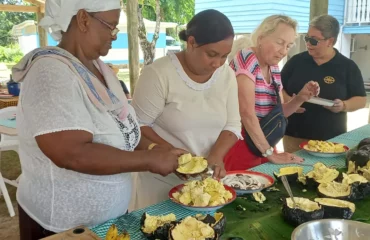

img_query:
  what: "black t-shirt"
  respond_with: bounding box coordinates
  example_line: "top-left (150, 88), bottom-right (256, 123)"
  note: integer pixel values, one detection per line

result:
top-left (281, 49), bottom-right (366, 140)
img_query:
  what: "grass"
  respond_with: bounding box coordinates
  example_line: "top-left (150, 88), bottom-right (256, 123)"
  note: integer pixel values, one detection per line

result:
top-left (0, 151), bottom-right (21, 240)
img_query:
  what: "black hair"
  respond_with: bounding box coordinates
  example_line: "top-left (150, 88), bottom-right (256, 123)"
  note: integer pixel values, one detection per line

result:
top-left (179, 9), bottom-right (234, 46)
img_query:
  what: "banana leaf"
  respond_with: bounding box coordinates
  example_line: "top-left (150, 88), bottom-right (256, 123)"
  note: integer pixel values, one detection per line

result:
top-left (219, 181), bottom-right (370, 240)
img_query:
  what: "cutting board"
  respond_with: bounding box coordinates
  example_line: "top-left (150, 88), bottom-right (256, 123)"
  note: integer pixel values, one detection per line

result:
top-left (41, 226), bottom-right (101, 240)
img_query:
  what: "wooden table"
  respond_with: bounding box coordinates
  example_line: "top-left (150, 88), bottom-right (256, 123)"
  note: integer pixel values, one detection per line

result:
top-left (0, 96), bottom-right (18, 109)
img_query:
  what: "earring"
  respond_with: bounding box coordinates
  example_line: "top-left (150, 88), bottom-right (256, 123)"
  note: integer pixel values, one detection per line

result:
top-left (259, 44), bottom-right (262, 49)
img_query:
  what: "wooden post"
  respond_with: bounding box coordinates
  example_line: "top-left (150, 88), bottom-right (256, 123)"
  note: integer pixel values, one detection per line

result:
top-left (126, 0), bottom-right (140, 95)
top-left (310, 0), bottom-right (329, 20)
top-left (36, 11), bottom-right (48, 47)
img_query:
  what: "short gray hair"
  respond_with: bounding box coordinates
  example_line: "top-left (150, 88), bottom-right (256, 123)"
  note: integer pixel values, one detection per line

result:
top-left (310, 14), bottom-right (340, 44)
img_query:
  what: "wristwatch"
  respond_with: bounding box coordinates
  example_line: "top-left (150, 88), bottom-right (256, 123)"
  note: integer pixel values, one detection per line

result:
top-left (262, 147), bottom-right (274, 157)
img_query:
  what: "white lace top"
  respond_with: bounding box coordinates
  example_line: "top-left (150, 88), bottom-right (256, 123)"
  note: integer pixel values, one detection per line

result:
top-left (132, 52), bottom-right (241, 157)
top-left (16, 58), bottom-right (140, 232)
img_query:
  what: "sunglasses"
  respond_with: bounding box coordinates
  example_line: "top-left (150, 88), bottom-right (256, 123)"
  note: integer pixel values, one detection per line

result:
top-left (91, 14), bottom-right (120, 37)
top-left (303, 35), bottom-right (327, 46)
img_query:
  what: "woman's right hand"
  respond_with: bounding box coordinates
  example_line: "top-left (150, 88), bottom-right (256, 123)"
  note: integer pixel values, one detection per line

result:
top-left (297, 81), bottom-right (320, 102)
top-left (146, 148), bottom-right (188, 176)
top-left (267, 152), bottom-right (304, 165)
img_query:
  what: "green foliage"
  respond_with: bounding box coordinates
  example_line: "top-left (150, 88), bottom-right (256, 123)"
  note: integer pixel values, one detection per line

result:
top-left (0, 0), bottom-right (36, 46)
top-left (159, 0), bottom-right (195, 24)
top-left (123, 0), bottom-right (194, 24)
top-left (0, 44), bottom-right (24, 63)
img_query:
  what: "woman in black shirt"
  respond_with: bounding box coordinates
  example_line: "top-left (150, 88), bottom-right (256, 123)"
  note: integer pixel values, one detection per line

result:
top-left (281, 15), bottom-right (366, 152)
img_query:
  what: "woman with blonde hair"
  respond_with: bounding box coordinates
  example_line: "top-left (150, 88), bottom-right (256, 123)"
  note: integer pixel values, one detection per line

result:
top-left (224, 15), bottom-right (320, 171)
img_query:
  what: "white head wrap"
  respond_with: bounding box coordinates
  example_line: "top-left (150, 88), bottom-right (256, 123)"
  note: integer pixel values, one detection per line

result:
top-left (39, 0), bottom-right (121, 41)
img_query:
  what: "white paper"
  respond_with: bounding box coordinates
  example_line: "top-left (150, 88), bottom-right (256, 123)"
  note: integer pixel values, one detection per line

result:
top-left (306, 97), bottom-right (335, 107)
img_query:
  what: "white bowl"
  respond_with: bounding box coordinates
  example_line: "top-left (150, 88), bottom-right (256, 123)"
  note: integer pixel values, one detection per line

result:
top-left (291, 219), bottom-right (370, 240)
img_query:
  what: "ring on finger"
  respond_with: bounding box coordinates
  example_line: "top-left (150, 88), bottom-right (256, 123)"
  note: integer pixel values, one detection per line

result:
top-left (291, 156), bottom-right (295, 161)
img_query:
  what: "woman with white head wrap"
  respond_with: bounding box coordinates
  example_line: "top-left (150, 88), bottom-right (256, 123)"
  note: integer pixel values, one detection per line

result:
top-left (12, 0), bottom-right (185, 239)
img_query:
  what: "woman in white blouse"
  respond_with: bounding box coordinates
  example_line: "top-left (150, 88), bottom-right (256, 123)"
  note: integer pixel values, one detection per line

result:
top-left (12, 1), bottom-right (184, 239)
top-left (131, 9), bottom-right (241, 210)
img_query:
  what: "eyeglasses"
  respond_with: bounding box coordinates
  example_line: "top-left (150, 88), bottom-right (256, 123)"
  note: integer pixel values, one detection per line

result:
top-left (303, 35), bottom-right (327, 46)
top-left (91, 14), bottom-right (120, 37)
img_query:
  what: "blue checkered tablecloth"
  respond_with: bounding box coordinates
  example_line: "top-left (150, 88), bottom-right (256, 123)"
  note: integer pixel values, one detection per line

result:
top-left (90, 124), bottom-right (370, 239)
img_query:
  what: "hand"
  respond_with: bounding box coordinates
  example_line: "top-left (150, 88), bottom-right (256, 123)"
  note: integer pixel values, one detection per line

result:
top-left (324, 99), bottom-right (344, 113)
top-left (296, 81), bottom-right (320, 102)
top-left (147, 148), bottom-right (188, 176)
top-left (267, 152), bottom-right (304, 165)
top-left (207, 157), bottom-right (227, 180)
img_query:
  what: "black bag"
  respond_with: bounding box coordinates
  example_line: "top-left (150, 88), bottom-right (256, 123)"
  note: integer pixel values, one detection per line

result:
top-left (243, 79), bottom-right (288, 156)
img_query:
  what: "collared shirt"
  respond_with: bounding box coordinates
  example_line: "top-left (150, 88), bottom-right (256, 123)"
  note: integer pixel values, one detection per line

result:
top-left (282, 49), bottom-right (366, 140)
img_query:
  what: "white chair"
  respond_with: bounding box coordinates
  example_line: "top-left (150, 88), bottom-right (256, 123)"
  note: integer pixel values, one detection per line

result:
top-left (0, 106), bottom-right (19, 217)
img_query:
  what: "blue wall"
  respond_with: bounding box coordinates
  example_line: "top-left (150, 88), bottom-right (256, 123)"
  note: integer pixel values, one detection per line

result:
top-left (112, 33), bottom-right (166, 48)
top-left (195, 0), bottom-right (346, 34)
top-left (104, 60), bottom-right (144, 64)
top-left (329, 0), bottom-right (345, 25)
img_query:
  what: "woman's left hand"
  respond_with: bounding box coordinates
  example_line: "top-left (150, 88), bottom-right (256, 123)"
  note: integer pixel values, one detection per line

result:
top-left (207, 157), bottom-right (227, 180)
top-left (324, 99), bottom-right (345, 113)
top-left (297, 81), bottom-right (320, 102)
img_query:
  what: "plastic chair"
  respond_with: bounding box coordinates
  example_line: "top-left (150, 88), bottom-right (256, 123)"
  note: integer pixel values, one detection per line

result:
top-left (0, 106), bottom-right (19, 217)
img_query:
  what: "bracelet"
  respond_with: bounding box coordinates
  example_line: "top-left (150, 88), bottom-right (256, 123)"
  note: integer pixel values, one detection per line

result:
top-left (148, 143), bottom-right (158, 150)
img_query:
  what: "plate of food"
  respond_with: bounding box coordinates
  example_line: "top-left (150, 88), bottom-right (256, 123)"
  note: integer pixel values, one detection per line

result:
top-left (300, 140), bottom-right (349, 157)
top-left (169, 177), bottom-right (236, 212)
top-left (306, 97), bottom-right (335, 107)
top-left (222, 170), bottom-right (275, 194)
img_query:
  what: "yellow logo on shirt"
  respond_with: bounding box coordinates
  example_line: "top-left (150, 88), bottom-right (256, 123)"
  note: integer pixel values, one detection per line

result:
top-left (324, 76), bottom-right (335, 84)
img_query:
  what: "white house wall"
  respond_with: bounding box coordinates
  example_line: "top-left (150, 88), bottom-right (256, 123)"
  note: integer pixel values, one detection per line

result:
top-left (18, 35), bottom-right (38, 55)
top-left (351, 34), bottom-right (370, 83)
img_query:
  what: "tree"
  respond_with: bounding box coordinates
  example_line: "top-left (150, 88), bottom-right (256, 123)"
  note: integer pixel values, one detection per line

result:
top-left (126, 0), bottom-right (140, 95)
top-left (141, 0), bottom-right (194, 24)
top-left (123, 0), bottom-right (194, 89)
top-left (124, 0), bottom-right (194, 66)
top-left (138, 0), bottom-right (161, 65)
top-left (0, 0), bottom-right (35, 46)
top-left (309, 0), bottom-right (328, 20)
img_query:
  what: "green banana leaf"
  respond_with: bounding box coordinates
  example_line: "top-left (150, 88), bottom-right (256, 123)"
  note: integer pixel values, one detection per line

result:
top-left (219, 180), bottom-right (370, 240)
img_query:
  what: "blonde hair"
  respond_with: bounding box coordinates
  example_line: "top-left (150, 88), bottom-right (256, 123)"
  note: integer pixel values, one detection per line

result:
top-left (229, 15), bottom-right (298, 61)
